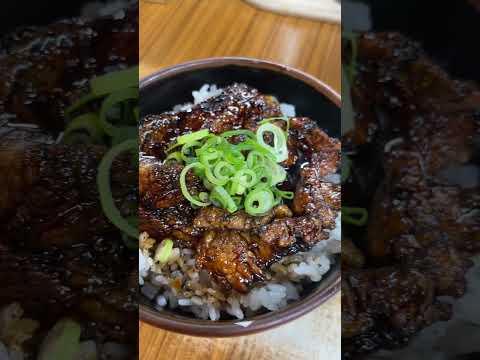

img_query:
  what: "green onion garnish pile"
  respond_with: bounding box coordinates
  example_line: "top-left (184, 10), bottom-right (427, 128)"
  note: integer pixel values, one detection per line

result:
top-left (64, 67), bottom-right (139, 247)
top-left (167, 118), bottom-right (294, 216)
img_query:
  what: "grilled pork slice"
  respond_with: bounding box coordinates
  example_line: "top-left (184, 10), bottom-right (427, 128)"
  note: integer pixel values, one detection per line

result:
top-left (140, 157), bottom-right (202, 210)
top-left (139, 83), bottom-right (282, 158)
top-left (139, 205), bottom-right (201, 248)
top-left (139, 157), bottom-right (204, 246)
top-left (292, 153), bottom-right (340, 218)
top-left (194, 209), bottom-right (330, 292)
top-left (288, 117), bottom-right (341, 161)
top-left (195, 230), bottom-right (267, 293)
top-left (193, 205), bottom-right (292, 231)
top-left (195, 225), bottom-right (310, 293)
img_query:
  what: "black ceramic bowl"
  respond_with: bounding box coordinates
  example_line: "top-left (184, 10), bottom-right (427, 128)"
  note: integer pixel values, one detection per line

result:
top-left (140, 57), bottom-right (341, 337)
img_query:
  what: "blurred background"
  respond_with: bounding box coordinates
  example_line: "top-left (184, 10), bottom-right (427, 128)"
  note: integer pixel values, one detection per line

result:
top-left (342, 1), bottom-right (480, 359)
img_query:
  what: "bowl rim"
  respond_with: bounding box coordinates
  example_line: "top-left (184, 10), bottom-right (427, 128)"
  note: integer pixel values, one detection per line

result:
top-left (139, 56), bottom-right (341, 337)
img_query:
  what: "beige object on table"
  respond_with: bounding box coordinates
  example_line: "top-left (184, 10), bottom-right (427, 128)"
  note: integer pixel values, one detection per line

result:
top-left (244, 0), bottom-right (341, 23)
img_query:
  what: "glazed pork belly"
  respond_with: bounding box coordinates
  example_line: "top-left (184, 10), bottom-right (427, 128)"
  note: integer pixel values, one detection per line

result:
top-left (139, 84), bottom-right (341, 293)
top-left (139, 83), bottom-right (282, 158)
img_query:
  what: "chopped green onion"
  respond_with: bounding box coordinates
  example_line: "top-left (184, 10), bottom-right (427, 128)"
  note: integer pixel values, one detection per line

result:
top-left (233, 169), bottom-right (257, 188)
top-left (99, 87), bottom-right (139, 136)
top-left (177, 129), bottom-right (210, 145)
top-left (253, 165), bottom-right (272, 185)
top-left (273, 187), bottom-right (294, 200)
top-left (213, 161), bottom-right (235, 179)
top-left (203, 178), bottom-right (214, 191)
top-left (63, 112), bottom-right (104, 144)
top-left (244, 188), bottom-right (274, 215)
top-left (265, 158), bottom-right (287, 185)
top-left (221, 129), bottom-right (256, 139)
top-left (205, 165), bottom-right (229, 186)
top-left (246, 151), bottom-right (265, 169)
top-left (342, 207), bottom-right (368, 226)
top-left (166, 141), bottom-right (183, 153)
top-left (180, 141), bottom-right (202, 163)
top-left (155, 239), bottom-right (174, 263)
top-left (198, 192), bottom-right (210, 202)
top-left (170, 120), bottom-right (293, 215)
top-left (198, 148), bottom-right (222, 166)
top-left (111, 126), bottom-right (137, 146)
top-left (97, 139), bottom-right (138, 239)
top-left (64, 67), bottom-right (139, 247)
top-left (232, 195), bottom-right (244, 209)
top-left (259, 116), bottom-right (290, 133)
top-left (229, 180), bottom-right (246, 196)
top-left (256, 123), bottom-right (288, 162)
top-left (241, 138), bottom-right (277, 159)
top-left (223, 147), bottom-right (245, 166)
top-left (199, 135), bottom-right (223, 151)
top-left (210, 186), bottom-right (238, 213)
top-left (180, 163), bottom-right (211, 207)
top-left (165, 151), bottom-right (182, 163)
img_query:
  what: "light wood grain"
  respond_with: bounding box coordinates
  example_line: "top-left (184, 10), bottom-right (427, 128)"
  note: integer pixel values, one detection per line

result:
top-left (140, 0), bottom-right (340, 91)
top-left (139, 1), bottom-right (341, 359)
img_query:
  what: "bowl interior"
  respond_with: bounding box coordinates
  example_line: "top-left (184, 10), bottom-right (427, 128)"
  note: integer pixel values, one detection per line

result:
top-left (139, 59), bottom-right (341, 336)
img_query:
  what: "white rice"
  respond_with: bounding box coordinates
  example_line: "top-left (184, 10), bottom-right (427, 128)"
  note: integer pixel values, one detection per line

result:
top-left (172, 84), bottom-right (222, 112)
top-left (139, 85), bottom-right (339, 320)
top-left (192, 84), bottom-right (223, 104)
top-left (280, 102), bottom-right (296, 117)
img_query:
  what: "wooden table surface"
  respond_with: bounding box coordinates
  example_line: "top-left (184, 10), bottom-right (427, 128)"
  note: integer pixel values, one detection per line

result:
top-left (139, 1), bottom-right (341, 359)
